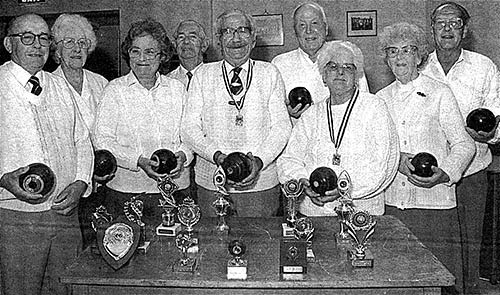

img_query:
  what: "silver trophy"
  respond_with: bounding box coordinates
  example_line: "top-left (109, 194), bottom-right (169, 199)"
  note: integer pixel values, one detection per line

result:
top-left (334, 171), bottom-right (354, 246)
top-left (294, 217), bottom-right (315, 262)
top-left (227, 239), bottom-right (248, 279)
top-left (212, 166), bottom-right (230, 232)
top-left (156, 176), bottom-right (181, 236)
top-left (173, 231), bottom-right (197, 273)
top-left (124, 194), bottom-right (150, 252)
top-left (282, 179), bottom-right (303, 229)
top-left (345, 210), bottom-right (376, 268)
top-left (177, 196), bottom-right (201, 253)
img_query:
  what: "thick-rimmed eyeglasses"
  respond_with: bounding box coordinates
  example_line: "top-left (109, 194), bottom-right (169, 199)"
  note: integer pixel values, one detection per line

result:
top-left (324, 62), bottom-right (357, 74)
top-left (385, 46), bottom-right (418, 58)
top-left (433, 18), bottom-right (464, 30)
top-left (56, 37), bottom-right (92, 49)
top-left (220, 26), bottom-right (252, 38)
top-left (8, 32), bottom-right (52, 47)
top-left (128, 48), bottom-right (161, 60)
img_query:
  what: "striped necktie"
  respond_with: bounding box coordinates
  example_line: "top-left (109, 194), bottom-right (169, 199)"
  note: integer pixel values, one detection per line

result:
top-left (229, 67), bottom-right (243, 95)
top-left (28, 76), bottom-right (42, 96)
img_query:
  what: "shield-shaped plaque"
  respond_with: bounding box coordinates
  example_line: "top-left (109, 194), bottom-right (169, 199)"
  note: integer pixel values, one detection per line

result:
top-left (96, 218), bottom-right (141, 270)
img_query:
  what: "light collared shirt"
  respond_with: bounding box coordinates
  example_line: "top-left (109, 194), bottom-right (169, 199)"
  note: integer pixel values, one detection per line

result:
top-left (166, 63), bottom-right (203, 90)
top-left (277, 91), bottom-right (399, 216)
top-left (0, 61), bottom-right (94, 212)
top-left (271, 46), bottom-right (370, 106)
top-left (421, 49), bottom-right (500, 176)
top-left (52, 66), bottom-right (108, 134)
top-left (377, 74), bottom-right (476, 210)
top-left (181, 59), bottom-right (292, 192)
top-left (94, 71), bottom-right (192, 192)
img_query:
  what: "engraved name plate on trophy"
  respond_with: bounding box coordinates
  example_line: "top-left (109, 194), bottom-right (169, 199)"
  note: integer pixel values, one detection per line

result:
top-left (281, 179), bottom-right (303, 238)
top-left (346, 210), bottom-right (376, 268)
top-left (212, 166), bottom-right (231, 233)
top-left (335, 171), bottom-right (354, 247)
top-left (227, 239), bottom-right (248, 280)
top-left (177, 196), bottom-right (201, 253)
top-left (172, 231), bottom-right (197, 273)
top-left (294, 217), bottom-right (315, 262)
top-left (156, 176), bottom-right (181, 237)
top-left (280, 238), bottom-right (307, 280)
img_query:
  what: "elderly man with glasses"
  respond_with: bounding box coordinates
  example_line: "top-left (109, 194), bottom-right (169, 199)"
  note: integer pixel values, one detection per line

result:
top-left (421, 3), bottom-right (500, 293)
top-left (0, 13), bottom-right (93, 295)
top-left (182, 9), bottom-right (291, 217)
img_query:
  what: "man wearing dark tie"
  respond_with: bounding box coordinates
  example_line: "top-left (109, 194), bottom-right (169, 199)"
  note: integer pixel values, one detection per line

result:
top-left (167, 20), bottom-right (209, 91)
top-left (0, 13), bottom-right (93, 295)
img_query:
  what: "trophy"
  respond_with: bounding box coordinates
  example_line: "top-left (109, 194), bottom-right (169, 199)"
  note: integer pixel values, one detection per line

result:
top-left (279, 238), bottom-right (307, 280)
top-left (124, 195), bottom-right (150, 253)
top-left (172, 231), bottom-right (198, 273)
top-left (345, 210), bottom-right (376, 268)
top-left (294, 217), bottom-right (315, 262)
top-left (227, 239), bottom-right (248, 280)
top-left (281, 179), bottom-right (303, 238)
top-left (156, 175), bottom-right (181, 236)
top-left (212, 166), bottom-right (231, 233)
top-left (177, 196), bottom-right (201, 253)
top-left (19, 163), bottom-right (56, 203)
top-left (90, 205), bottom-right (113, 254)
top-left (334, 171), bottom-right (354, 246)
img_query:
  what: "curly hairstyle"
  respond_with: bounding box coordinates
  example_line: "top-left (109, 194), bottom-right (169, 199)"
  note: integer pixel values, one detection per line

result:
top-left (316, 40), bottom-right (365, 84)
top-left (121, 19), bottom-right (174, 68)
top-left (50, 14), bottom-right (97, 64)
top-left (378, 22), bottom-right (429, 70)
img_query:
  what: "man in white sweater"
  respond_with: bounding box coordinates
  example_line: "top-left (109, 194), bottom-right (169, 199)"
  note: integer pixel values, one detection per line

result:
top-left (181, 9), bottom-right (291, 217)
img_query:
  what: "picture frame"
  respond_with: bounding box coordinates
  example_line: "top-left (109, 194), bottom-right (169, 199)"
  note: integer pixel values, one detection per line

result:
top-left (346, 10), bottom-right (377, 37)
top-left (252, 13), bottom-right (284, 47)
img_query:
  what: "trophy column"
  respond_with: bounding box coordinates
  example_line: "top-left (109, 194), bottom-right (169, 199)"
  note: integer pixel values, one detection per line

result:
top-left (281, 179), bottom-right (303, 238)
top-left (334, 171), bottom-right (354, 247)
top-left (156, 176), bottom-right (181, 237)
top-left (212, 166), bottom-right (231, 234)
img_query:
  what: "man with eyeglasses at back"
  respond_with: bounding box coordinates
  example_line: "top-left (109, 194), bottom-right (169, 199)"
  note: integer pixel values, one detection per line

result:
top-left (0, 13), bottom-right (93, 295)
top-left (421, 2), bottom-right (500, 294)
top-left (181, 9), bottom-right (291, 217)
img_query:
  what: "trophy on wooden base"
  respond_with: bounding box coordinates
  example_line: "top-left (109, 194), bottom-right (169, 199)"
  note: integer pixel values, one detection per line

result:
top-left (335, 171), bottom-right (354, 247)
top-left (156, 176), bottom-right (181, 237)
top-left (172, 231), bottom-right (198, 273)
top-left (212, 166), bottom-right (231, 233)
top-left (280, 238), bottom-right (307, 280)
top-left (124, 195), bottom-right (150, 253)
top-left (281, 179), bottom-right (303, 238)
top-left (346, 210), bottom-right (376, 268)
top-left (177, 196), bottom-right (201, 254)
top-left (90, 205), bottom-right (113, 255)
top-left (294, 217), bottom-right (315, 262)
top-left (227, 239), bottom-right (248, 280)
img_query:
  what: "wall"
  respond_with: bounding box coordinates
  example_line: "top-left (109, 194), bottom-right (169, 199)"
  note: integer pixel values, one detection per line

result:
top-left (0, 0), bottom-right (499, 92)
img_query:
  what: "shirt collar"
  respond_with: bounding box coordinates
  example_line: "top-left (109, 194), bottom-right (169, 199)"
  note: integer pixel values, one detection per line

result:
top-left (179, 63), bottom-right (203, 75)
top-left (223, 59), bottom-right (250, 73)
top-left (126, 71), bottom-right (162, 88)
top-left (297, 47), bottom-right (316, 65)
top-left (429, 48), bottom-right (467, 67)
top-left (7, 61), bottom-right (39, 87)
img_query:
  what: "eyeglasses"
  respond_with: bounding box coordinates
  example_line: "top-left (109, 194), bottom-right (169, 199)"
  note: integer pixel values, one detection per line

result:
top-left (8, 32), bottom-right (52, 47)
top-left (220, 26), bottom-right (252, 38)
top-left (433, 18), bottom-right (464, 30)
top-left (57, 37), bottom-right (92, 49)
top-left (324, 62), bottom-right (357, 74)
top-left (128, 48), bottom-right (161, 60)
top-left (385, 46), bottom-right (418, 58)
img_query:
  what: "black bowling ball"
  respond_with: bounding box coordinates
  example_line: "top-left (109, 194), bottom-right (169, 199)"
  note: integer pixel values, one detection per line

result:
top-left (93, 149), bottom-right (117, 179)
top-left (19, 163), bottom-right (55, 202)
top-left (151, 149), bottom-right (177, 174)
top-left (222, 152), bottom-right (253, 183)
top-left (309, 167), bottom-right (337, 196)
top-left (411, 152), bottom-right (438, 178)
top-left (288, 87), bottom-right (312, 111)
top-left (466, 108), bottom-right (496, 133)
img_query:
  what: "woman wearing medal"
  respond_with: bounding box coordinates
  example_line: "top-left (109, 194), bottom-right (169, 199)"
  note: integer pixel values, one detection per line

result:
top-left (277, 40), bottom-right (400, 216)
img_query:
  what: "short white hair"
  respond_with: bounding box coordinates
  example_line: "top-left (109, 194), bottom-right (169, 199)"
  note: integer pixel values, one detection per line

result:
top-left (317, 40), bottom-right (365, 82)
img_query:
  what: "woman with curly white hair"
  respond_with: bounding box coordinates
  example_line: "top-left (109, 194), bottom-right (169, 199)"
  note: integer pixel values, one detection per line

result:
top-left (51, 13), bottom-right (108, 131)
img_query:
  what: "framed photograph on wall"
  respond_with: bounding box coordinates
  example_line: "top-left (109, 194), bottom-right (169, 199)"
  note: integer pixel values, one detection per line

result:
top-left (252, 13), bottom-right (284, 46)
top-left (346, 10), bottom-right (377, 37)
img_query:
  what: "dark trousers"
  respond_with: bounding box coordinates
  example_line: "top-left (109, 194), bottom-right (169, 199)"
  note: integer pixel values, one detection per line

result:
top-left (0, 208), bottom-right (81, 295)
top-left (385, 205), bottom-right (464, 294)
top-left (457, 170), bottom-right (488, 294)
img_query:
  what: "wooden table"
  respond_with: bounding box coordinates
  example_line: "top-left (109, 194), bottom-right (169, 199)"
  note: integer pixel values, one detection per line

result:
top-left (61, 215), bottom-right (454, 294)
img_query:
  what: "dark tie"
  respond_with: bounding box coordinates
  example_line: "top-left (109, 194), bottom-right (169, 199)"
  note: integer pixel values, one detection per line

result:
top-left (186, 71), bottom-right (193, 91)
top-left (28, 76), bottom-right (42, 96)
top-left (229, 67), bottom-right (243, 95)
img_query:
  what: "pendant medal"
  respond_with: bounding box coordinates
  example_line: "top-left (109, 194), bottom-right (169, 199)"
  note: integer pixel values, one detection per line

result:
top-left (235, 114), bottom-right (244, 126)
top-left (332, 153), bottom-right (341, 166)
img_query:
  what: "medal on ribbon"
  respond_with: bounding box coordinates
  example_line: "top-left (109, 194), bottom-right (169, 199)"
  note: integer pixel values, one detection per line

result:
top-left (222, 61), bottom-right (254, 127)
